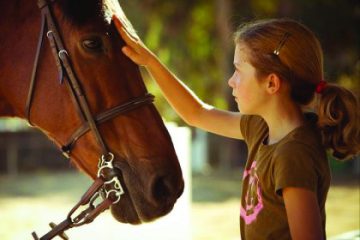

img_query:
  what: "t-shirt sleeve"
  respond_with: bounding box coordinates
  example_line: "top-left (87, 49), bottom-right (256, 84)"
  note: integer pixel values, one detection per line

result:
top-left (240, 114), bottom-right (252, 142)
top-left (240, 115), bottom-right (266, 147)
top-left (273, 142), bottom-right (318, 196)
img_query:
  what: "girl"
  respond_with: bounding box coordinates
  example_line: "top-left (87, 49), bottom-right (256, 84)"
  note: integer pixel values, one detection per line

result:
top-left (113, 16), bottom-right (360, 240)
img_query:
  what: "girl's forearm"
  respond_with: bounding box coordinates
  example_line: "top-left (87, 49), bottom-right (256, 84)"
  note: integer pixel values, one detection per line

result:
top-left (146, 56), bottom-right (210, 125)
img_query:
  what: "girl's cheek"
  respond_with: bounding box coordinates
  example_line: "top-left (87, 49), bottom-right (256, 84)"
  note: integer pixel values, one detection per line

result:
top-left (237, 85), bottom-right (252, 103)
top-left (234, 75), bottom-right (252, 104)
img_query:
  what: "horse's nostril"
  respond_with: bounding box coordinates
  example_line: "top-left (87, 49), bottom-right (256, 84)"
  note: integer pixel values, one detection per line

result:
top-left (152, 176), bottom-right (173, 203)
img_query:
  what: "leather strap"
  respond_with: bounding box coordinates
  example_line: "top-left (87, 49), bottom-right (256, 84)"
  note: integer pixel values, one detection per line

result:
top-left (25, 10), bottom-right (46, 125)
top-left (32, 178), bottom-right (112, 240)
top-left (61, 93), bottom-right (154, 157)
top-left (39, 3), bottom-right (110, 155)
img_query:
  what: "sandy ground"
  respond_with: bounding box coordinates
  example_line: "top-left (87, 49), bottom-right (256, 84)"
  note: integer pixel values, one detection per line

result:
top-left (0, 171), bottom-right (359, 240)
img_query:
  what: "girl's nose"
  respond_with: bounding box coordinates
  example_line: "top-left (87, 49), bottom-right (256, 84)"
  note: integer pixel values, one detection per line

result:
top-left (228, 73), bottom-right (235, 88)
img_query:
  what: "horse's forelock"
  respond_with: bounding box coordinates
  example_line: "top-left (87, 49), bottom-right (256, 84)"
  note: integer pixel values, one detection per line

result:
top-left (58, 0), bottom-right (105, 25)
top-left (58, 0), bottom-right (138, 36)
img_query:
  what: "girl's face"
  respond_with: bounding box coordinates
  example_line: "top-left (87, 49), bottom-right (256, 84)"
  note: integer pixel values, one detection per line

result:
top-left (228, 44), bottom-right (267, 114)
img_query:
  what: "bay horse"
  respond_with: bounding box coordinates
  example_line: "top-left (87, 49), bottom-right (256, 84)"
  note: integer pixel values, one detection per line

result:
top-left (0, 0), bottom-right (184, 237)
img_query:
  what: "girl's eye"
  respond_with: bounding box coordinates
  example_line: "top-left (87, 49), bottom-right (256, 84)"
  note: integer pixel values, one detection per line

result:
top-left (234, 65), bottom-right (241, 72)
top-left (82, 38), bottom-right (103, 52)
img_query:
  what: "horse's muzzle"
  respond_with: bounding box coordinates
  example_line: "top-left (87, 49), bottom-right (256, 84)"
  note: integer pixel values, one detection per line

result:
top-left (110, 163), bottom-right (184, 224)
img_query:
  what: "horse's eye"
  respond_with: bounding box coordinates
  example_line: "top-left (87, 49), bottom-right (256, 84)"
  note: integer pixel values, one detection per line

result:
top-left (82, 38), bottom-right (103, 51)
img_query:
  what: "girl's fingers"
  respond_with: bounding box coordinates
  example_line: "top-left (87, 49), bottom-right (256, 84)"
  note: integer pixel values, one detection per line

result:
top-left (113, 15), bottom-right (138, 46)
top-left (122, 46), bottom-right (133, 58)
top-left (112, 16), bottom-right (129, 40)
top-left (122, 46), bottom-right (143, 65)
top-left (112, 15), bottom-right (122, 28)
top-left (113, 15), bottom-right (147, 66)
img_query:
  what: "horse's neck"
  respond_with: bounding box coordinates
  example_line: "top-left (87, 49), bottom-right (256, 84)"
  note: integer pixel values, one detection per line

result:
top-left (0, 1), bottom-right (41, 117)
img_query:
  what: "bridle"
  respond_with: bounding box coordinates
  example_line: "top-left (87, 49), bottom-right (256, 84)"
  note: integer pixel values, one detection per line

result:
top-left (28, 1), bottom-right (154, 239)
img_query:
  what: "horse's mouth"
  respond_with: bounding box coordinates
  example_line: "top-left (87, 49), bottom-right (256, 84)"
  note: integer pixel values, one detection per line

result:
top-left (108, 165), bottom-right (180, 224)
top-left (109, 189), bottom-right (176, 224)
top-left (110, 202), bottom-right (142, 224)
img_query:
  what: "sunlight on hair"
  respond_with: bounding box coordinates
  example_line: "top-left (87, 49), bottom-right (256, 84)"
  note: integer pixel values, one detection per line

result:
top-left (105, 0), bottom-right (140, 40)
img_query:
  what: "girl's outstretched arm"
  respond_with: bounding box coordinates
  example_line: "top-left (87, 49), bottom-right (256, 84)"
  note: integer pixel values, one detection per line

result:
top-left (113, 15), bottom-right (243, 139)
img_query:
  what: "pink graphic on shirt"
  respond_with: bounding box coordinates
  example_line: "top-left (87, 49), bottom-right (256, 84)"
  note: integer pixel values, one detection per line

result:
top-left (240, 161), bottom-right (264, 224)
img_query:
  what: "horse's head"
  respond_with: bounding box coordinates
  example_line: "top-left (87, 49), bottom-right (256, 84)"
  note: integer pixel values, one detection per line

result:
top-left (25, 0), bottom-right (184, 224)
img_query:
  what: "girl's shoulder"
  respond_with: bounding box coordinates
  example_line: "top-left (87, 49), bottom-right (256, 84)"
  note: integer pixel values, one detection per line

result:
top-left (275, 133), bottom-right (327, 170)
top-left (274, 113), bottom-right (326, 160)
top-left (240, 114), bottom-right (268, 146)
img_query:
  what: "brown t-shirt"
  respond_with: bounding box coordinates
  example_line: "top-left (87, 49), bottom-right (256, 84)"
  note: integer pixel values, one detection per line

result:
top-left (239, 114), bottom-right (330, 240)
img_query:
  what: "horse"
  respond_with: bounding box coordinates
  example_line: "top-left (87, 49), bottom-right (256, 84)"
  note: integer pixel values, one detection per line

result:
top-left (0, 0), bottom-right (184, 236)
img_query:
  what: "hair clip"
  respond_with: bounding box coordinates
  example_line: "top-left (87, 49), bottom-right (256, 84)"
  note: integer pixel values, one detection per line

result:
top-left (273, 32), bottom-right (291, 56)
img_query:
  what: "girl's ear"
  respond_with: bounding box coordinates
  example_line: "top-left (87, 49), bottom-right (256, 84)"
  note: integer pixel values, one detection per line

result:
top-left (265, 73), bottom-right (281, 95)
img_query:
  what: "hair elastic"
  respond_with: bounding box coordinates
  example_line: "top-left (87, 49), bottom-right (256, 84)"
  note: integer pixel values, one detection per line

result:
top-left (315, 80), bottom-right (327, 94)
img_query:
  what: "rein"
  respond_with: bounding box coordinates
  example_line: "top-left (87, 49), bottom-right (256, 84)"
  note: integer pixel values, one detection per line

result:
top-left (32, 154), bottom-right (121, 240)
top-left (28, 0), bottom-right (154, 239)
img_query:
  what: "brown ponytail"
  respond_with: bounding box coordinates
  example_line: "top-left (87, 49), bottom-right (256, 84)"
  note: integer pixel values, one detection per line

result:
top-left (317, 84), bottom-right (360, 160)
top-left (234, 18), bottom-right (360, 160)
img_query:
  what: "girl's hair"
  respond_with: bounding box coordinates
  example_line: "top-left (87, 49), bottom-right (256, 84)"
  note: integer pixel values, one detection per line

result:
top-left (234, 18), bottom-right (360, 160)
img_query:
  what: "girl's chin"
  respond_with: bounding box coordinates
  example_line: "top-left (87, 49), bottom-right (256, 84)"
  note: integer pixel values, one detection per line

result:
top-left (238, 108), bottom-right (252, 115)
top-left (237, 105), bottom-right (245, 114)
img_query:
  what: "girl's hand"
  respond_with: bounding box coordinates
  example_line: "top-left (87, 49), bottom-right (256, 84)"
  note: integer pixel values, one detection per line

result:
top-left (113, 15), bottom-right (155, 66)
